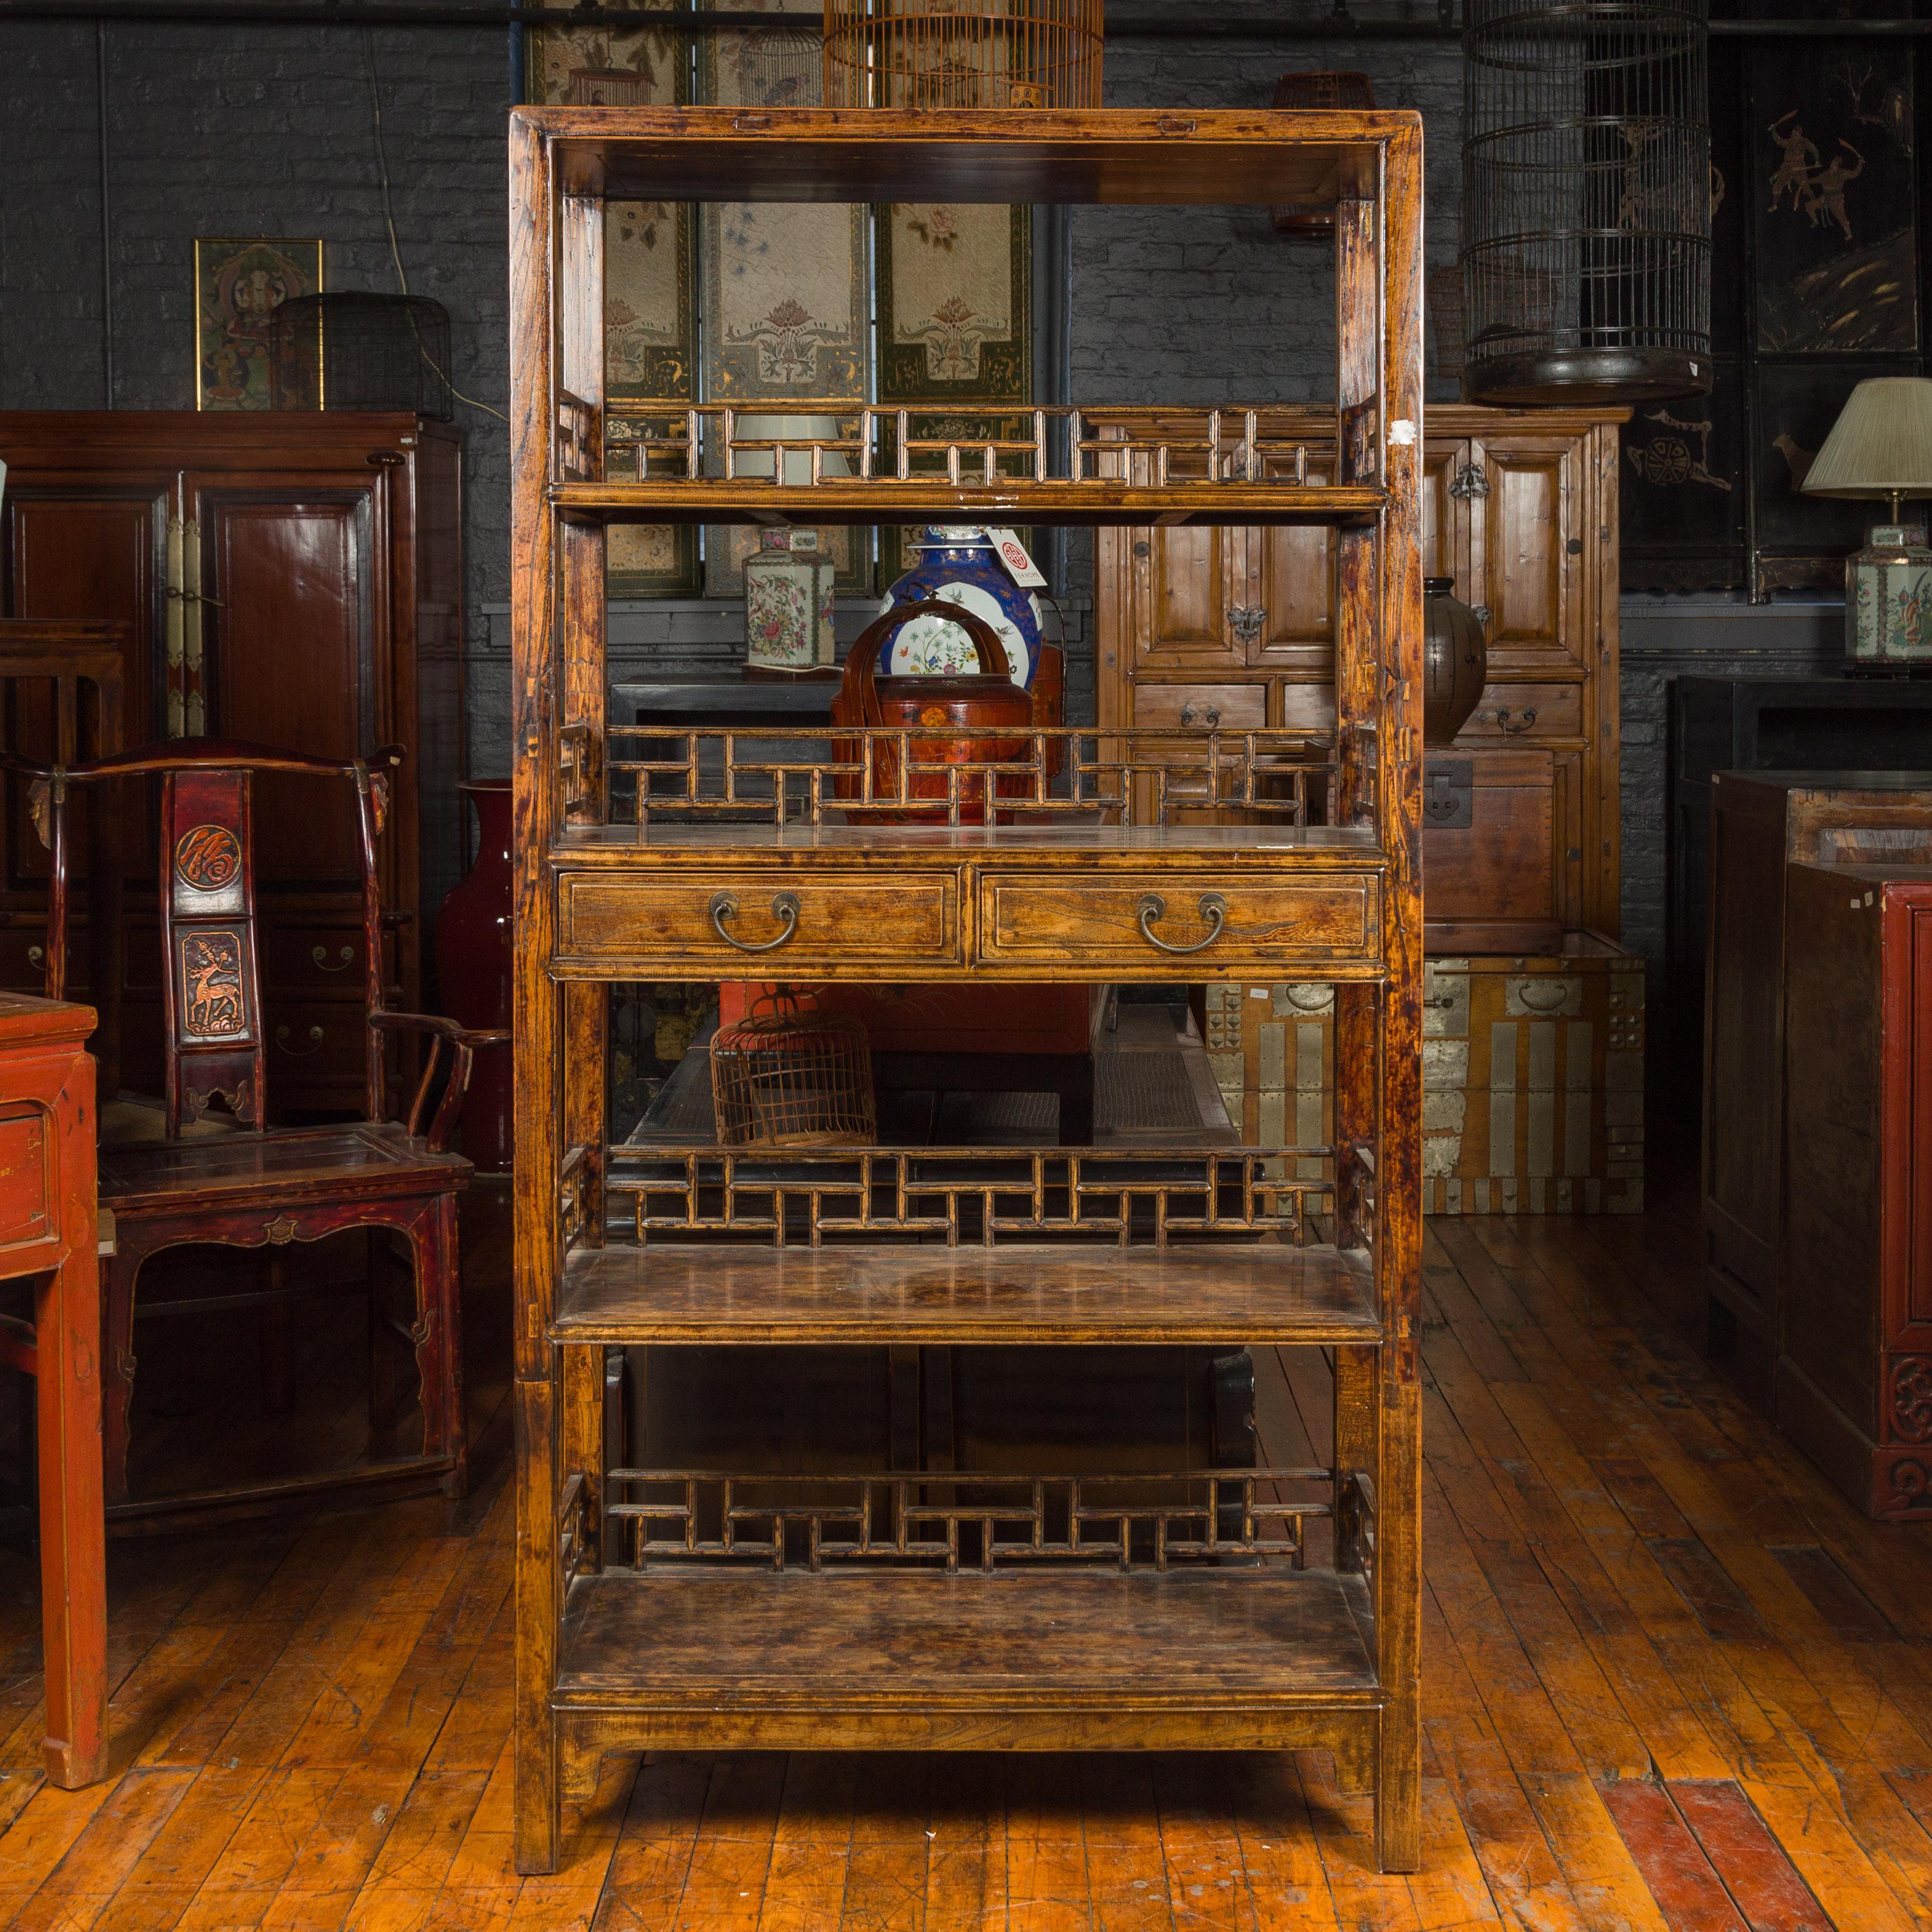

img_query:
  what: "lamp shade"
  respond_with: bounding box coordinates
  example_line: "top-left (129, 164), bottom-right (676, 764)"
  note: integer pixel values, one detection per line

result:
top-left (1801, 378), bottom-right (1932, 500)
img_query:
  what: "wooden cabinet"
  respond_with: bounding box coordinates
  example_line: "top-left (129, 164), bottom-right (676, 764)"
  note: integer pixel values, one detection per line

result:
top-left (1778, 861), bottom-right (1932, 1517)
top-left (1701, 772), bottom-right (1932, 1395)
top-left (0, 413), bottom-right (463, 1113)
top-left (1098, 407), bottom-right (1625, 948)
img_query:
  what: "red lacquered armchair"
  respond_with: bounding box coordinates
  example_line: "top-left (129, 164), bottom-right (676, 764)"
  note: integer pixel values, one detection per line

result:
top-left (9, 738), bottom-right (505, 1523)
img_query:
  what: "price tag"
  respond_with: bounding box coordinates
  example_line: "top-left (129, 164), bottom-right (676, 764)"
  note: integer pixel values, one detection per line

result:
top-left (986, 527), bottom-right (1047, 588)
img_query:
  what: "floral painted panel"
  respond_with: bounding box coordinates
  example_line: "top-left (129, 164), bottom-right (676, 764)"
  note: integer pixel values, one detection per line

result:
top-left (701, 0), bottom-right (868, 404)
top-left (529, 5), bottom-right (699, 591)
top-left (879, 203), bottom-right (1031, 404)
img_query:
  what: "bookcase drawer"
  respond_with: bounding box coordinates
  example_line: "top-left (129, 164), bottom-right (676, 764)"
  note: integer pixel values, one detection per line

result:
top-left (975, 871), bottom-right (1380, 975)
top-left (556, 871), bottom-right (962, 974)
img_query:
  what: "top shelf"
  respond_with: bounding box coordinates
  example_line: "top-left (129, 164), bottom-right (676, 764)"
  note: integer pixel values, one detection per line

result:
top-left (525, 106), bottom-right (1418, 208)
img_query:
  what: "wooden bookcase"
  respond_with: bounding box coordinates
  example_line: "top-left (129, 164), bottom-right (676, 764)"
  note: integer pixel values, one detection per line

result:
top-left (509, 107), bottom-right (1425, 1874)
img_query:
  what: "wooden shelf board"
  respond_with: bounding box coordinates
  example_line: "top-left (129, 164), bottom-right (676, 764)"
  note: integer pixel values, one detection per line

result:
top-left (551, 481), bottom-right (1385, 530)
top-left (553, 1240), bottom-right (1378, 1346)
top-left (530, 107), bottom-right (1407, 208)
top-left (550, 824), bottom-right (1383, 860)
top-left (555, 1567), bottom-right (1380, 1709)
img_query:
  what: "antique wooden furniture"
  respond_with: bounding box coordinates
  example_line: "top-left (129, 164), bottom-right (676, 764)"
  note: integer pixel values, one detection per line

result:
top-left (0, 621), bottom-right (128, 1098)
top-left (0, 989), bottom-right (106, 1785)
top-left (1096, 404), bottom-right (1625, 952)
top-left (1668, 676), bottom-right (1932, 1108)
top-left (14, 738), bottom-right (500, 1523)
top-left (1702, 772), bottom-right (1932, 1395)
top-left (1209, 934), bottom-right (1644, 1218)
top-left (1778, 859), bottom-right (1932, 1516)
top-left (0, 411), bottom-right (464, 1113)
top-left (510, 107), bottom-right (1424, 1874)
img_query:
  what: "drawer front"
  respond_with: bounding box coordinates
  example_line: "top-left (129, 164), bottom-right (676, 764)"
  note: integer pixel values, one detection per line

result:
top-left (1131, 683), bottom-right (1269, 731)
top-left (1458, 682), bottom-right (1582, 742)
top-left (558, 872), bottom-right (962, 972)
top-left (265, 1002), bottom-right (369, 1084)
top-left (263, 925), bottom-right (396, 995)
top-left (977, 872), bottom-right (1380, 974)
top-left (0, 1107), bottom-right (50, 1250)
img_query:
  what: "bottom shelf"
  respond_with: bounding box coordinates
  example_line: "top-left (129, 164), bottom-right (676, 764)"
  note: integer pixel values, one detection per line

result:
top-left (555, 1565), bottom-right (1380, 1714)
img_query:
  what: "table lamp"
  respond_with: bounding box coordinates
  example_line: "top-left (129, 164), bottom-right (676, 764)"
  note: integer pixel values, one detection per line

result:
top-left (1801, 376), bottom-right (1932, 673)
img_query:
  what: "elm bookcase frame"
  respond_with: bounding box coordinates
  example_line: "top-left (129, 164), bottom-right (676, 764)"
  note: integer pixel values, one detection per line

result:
top-left (508, 105), bottom-right (1425, 1874)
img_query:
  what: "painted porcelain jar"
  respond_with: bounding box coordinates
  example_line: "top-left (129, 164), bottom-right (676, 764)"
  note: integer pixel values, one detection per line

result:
top-left (879, 525), bottom-right (1043, 687)
top-left (744, 529), bottom-right (838, 675)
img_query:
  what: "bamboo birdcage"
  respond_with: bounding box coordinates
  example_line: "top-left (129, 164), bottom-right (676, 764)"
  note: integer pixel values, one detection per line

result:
top-left (1460, 0), bottom-right (1712, 406)
top-left (823, 0), bottom-right (1103, 110)
top-left (709, 991), bottom-right (877, 1149)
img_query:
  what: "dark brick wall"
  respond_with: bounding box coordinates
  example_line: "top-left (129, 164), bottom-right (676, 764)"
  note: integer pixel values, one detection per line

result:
top-left (0, 17), bottom-right (512, 676)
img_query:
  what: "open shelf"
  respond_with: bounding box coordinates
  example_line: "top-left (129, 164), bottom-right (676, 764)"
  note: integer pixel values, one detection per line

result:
top-left (554, 1240), bottom-right (1378, 1346)
top-left (551, 479), bottom-right (1385, 530)
top-left (551, 823), bottom-right (1382, 857)
top-left (555, 1567), bottom-right (1380, 1714)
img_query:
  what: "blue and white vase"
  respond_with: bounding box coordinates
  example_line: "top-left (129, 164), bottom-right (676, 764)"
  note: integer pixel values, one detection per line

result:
top-left (879, 526), bottom-right (1043, 688)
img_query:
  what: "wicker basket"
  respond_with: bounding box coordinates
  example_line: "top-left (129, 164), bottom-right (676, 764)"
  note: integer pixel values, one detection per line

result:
top-left (709, 994), bottom-right (877, 1149)
top-left (823, 0), bottom-right (1102, 110)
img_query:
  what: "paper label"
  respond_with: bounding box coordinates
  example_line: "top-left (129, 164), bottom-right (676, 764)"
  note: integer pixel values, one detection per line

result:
top-left (987, 527), bottom-right (1047, 587)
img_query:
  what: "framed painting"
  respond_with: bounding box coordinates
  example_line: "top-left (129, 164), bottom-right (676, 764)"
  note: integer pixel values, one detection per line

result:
top-left (194, 238), bottom-right (322, 411)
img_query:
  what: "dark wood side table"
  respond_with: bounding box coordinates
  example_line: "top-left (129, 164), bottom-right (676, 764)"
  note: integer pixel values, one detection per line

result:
top-left (1668, 675), bottom-right (1932, 1108)
top-left (1701, 772), bottom-right (1932, 1397)
top-left (1779, 861), bottom-right (1932, 1516)
top-left (0, 990), bottom-right (105, 1784)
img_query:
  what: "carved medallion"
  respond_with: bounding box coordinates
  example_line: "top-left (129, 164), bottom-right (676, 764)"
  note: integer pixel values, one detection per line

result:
top-left (1891, 1357), bottom-right (1932, 1443)
top-left (264, 1214), bottom-right (299, 1244)
top-left (175, 822), bottom-right (242, 891)
top-left (178, 931), bottom-right (247, 1038)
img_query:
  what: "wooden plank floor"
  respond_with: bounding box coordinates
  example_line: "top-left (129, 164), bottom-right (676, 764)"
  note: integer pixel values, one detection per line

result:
top-left (5, 1169), bottom-right (1932, 1928)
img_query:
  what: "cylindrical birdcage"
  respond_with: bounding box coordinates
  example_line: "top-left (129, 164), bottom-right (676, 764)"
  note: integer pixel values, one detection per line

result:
top-left (1270, 72), bottom-right (1376, 235)
top-left (709, 993), bottom-right (877, 1149)
top-left (268, 292), bottom-right (453, 420)
top-left (823, 0), bottom-right (1102, 109)
top-left (1460, 0), bottom-right (1711, 406)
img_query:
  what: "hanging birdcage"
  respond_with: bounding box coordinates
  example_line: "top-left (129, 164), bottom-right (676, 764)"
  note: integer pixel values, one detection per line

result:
top-left (1460, 0), bottom-right (1712, 406)
top-left (709, 991), bottom-right (877, 1149)
top-left (823, 0), bottom-right (1103, 109)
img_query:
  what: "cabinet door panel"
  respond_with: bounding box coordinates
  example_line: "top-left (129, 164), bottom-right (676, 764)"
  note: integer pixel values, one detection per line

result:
top-left (198, 492), bottom-right (373, 891)
top-left (4, 490), bottom-right (165, 882)
top-left (1252, 463), bottom-right (1332, 671)
top-left (1473, 439), bottom-right (1584, 673)
top-left (1130, 524), bottom-right (1244, 673)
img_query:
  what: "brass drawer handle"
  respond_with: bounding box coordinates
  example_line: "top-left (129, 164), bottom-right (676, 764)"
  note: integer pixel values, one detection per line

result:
top-left (1137, 892), bottom-right (1227, 955)
top-left (1179, 703), bottom-right (1221, 729)
top-left (312, 945), bottom-right (356, 972)
top-left (275, 1024), bottom-right (326, 1057)
top-left (1495, 706), bottom-right (1537, 736)
top-left (27, 946), bottom-right (43, 969)
top-left (710, 890), bottom-right (800, 954)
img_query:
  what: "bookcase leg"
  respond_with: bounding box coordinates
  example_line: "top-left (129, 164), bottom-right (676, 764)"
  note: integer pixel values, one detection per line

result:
top-left (1375, 1372), bottom-right (1423, 1874)
top-left (514, 1375), bottom-right (562, 1876)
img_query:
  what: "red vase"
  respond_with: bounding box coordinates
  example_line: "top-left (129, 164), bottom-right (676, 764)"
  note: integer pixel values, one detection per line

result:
top-left (436, 781), bottom-right (513, 1173)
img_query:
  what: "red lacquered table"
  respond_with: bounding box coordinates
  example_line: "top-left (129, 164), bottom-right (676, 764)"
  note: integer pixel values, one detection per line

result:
top-left (0, 991), bottom-right (105, 1784)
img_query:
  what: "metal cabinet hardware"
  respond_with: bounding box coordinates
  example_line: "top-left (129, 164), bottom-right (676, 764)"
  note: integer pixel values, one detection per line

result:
top-left (711, 890), bottom-right (801, 953)
top-left (1137, 892), bottom-right (1227, 954)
